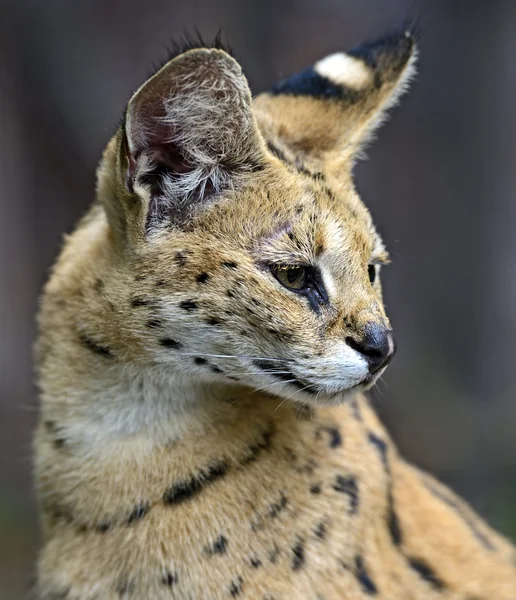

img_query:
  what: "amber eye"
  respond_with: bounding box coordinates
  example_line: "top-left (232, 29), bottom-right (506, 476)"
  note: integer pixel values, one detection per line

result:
top-left (368, 264), bottom-right (377, 284)
top-left (271, 265), bottom-right (308, 291)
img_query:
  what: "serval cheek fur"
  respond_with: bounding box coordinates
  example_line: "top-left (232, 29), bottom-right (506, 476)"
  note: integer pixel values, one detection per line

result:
top-left (34, 27), bottom-right (516, 599)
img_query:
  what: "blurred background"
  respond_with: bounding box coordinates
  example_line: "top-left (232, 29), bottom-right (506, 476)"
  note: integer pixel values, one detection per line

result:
top-left (1, 0), bottom-right (516, 597)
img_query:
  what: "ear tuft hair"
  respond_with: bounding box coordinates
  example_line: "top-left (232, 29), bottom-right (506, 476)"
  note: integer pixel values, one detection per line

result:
top-left (153, 30), bottom-right (234, 79)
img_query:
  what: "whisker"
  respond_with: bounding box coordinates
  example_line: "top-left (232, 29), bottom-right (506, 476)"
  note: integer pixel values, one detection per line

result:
top-left (250, 379), bottom-right (297, 395)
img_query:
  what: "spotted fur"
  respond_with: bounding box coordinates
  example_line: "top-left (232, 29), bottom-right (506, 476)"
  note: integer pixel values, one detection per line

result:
top-left (34, 28), bottom-right (516, 599)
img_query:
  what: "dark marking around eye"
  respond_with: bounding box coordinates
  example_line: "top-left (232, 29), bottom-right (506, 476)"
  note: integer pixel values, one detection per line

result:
top-left (354, 555), bottom-right (378, 595)
top-left (206, 535), bottom-right (228, 555)
top-left (333, 475), bottom-right (359, 514)
top-left (222, 261), bottom-right (238, 269)
top-left (163, 461), bottom-right (228, 505)
top-left (407, 557), bottom-right (445, 590)
top-left (196, 272), bottom-right (210, 283)
top-left (160, 338), bottom-right (182, 349)
top-left (180, 299), bottom-right (198, 311)
top-left (292, 539), bottom-right (305, 570)
top-left (131, 297), bottom-right (148, 307)
top-left (79, 334), bottom-right (113, 358)
top-left (127, 503), bottom-right (149, 524)
top-left (229, 576), bottom-right (243, 597)
top-left (161, 571), bottom-right (178, 586)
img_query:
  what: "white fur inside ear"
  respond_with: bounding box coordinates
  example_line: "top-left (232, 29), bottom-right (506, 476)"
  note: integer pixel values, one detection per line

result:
top-left (315, 53), bottom-right (372, 90)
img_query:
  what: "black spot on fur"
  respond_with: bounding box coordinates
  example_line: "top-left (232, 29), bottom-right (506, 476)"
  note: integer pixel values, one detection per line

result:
top-left (127, 503), bottom-right (149, 524)
top-left (146, 318), bottom-right (163, 329)
top-left (194, 357), bottom-right (207, 365)
top-left (240, 424), bottom-right (274, 465)
top-left (94, 278), bottom-right (104, 293)
top-left (407, 557), bottom-right (445, 590)
top-left (130, 297), bottom-right (148, 307)
top-left (354, 555), bottom-right (378, 595)
top-left (350, 397), bottom-right (363, 421)
top-left (206, 317), bottom-right (221, 326)
top-left (318, 426), bottom-right (342, 448)
top-left (268, 493), bottom-right (288, 518)
top-left (160, 338), bottom-right (182, 349)
top-left (97, 521), bottom-right (111, 533)
top-left (206, 535), bottom-right (228, 555)
top-left (314, 521), bottom-right (326, 539)
top-left (79, 334), bottom-right (113, 358)
top-left (196, 272), bottom-right (210, 283)
top-left (175, 251), bottom-right (188, 266)
top-left (268, 543), bottom-right (280, 563)
top-left (333, 475), bottom-right (359, 514)
top-left (229, 576), bottom-right (243, 597)
top-left (388, 504), bottom-right (403, 546)
top-left (292, 539), bottom-right (305, 570)
top-left (310, 483), bottom-right (322, 495)
top-left (179, 299), bottom-right (197, 311)
top-left (163, 460), bottom-right (228, 505)
top-left (212, 365), bottom-right (223, 373)
top-left (222, 261), bottom-right (238, 269)
top-left (368, 432), bottom-right (388, 467)
top-left (227, 290), bottom-right (235, 298)
top-left (161, 570), bottom-right (178, 586)
top-left (250, 556), bottom-right (262, 568)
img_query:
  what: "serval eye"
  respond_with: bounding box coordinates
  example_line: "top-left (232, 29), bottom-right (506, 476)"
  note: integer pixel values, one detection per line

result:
top-left (368, 264), bottom-right (377, 284)
top-left (271, 265), bottom-right (308, 291)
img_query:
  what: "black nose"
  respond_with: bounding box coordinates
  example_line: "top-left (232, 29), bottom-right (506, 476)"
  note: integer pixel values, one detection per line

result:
top-left (346, 323), bottom-right (397, 374)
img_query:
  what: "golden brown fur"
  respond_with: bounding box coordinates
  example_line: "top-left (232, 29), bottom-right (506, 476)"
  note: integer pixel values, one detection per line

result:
top-left (34, 29), bottom-right (516, 599)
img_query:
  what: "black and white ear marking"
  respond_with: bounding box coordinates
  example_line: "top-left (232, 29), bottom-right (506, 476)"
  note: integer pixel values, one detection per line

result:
top-left (123, 47), bottom-right (264, 233)
top-left (256, 27), bottom-right (418, 168)
top-left (314, 53), bottom-right (373, 90)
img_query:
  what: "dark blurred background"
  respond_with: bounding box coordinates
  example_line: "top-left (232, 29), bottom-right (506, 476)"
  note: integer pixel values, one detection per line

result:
top-left (1, 0), bottom-right (516, 597)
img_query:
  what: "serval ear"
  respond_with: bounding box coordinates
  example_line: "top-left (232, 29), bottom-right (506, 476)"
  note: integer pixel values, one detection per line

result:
top-left (254, 28), bottom-right (417, 179)
top-left (100, 46), bottom-right (265, 241)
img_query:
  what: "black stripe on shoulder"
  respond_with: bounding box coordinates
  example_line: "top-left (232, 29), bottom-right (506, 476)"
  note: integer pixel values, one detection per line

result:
top-left (163, 460), bottom-right (228, 505)
top-left (407, 557), bottom-right (445, 590)
top-left (354, 555), bottom-right (378, 595)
